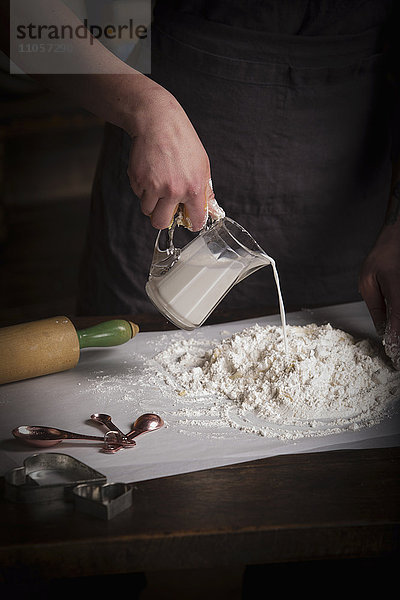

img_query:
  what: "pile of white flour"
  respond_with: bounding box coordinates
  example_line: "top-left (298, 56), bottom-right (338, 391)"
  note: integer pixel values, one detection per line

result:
top-left (152, 323), bottom-right (400, 440)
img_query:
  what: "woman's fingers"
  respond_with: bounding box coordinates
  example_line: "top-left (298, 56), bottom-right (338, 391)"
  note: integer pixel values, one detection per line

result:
top-left (141, 179), bottom-right (225, 232)
top-left (150, 196), bottom-right (181, 230)
top-left (140, 189), bottom-right (158, 217)
top-left (359, 229), bottom-right (400, 370)
top-left (359, 272), bottom-right (400, 369)
top-left (383, 292), bottom-right (400, 370)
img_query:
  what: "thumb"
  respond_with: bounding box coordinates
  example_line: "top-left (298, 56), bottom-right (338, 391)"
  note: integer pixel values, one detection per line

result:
top-left (359, 273), bottom-right (387, 337)
top-left (180, 178), bottom-right (225, 231)
top-left (206, 178), bottom-right (225, 221)
top-left (383, 299), bottom-right (400, 370)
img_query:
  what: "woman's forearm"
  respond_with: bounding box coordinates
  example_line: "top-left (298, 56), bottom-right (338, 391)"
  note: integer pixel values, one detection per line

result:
top-left (37, 71), bottom-right (166, 136)
top-left (4, 0), bottom-right (163, 135)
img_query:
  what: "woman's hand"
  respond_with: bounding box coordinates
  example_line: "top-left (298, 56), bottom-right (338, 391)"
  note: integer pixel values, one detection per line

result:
top-left (359, 218), bottom-right (400, 370)
top-left (126, 85), bottom-right (224, 231)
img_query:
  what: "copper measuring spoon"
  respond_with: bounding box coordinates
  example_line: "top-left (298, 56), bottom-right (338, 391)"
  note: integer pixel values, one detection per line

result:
top-left (90, 413), bottom-right (134, 445)
top-left (12, 425), bottom-right (121, 448)
top-left (102, 413), bottom-right (164, 454)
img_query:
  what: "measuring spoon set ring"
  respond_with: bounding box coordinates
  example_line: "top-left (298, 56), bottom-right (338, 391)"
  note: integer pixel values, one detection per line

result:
top-left (12, 413), bottom-right (164, 454)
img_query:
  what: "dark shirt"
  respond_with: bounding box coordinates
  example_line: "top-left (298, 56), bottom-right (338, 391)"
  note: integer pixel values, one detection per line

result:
top-left (156, 0), bottom-right (394, 35)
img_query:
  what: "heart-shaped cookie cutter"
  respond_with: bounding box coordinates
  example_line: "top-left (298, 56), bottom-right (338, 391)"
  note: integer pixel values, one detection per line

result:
top-left (4, 453), bottom-right (107, 503)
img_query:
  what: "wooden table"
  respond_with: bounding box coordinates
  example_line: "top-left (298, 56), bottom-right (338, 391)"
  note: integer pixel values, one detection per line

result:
top-left (0, 310), bottom-right (399, 594)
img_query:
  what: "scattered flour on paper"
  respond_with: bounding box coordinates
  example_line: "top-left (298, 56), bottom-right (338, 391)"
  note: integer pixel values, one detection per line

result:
top-left (148, 323), bottom-right (400, 440)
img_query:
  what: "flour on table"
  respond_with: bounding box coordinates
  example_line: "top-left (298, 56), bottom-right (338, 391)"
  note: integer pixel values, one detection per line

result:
top-left (150, 323), bottom-right (400, 440)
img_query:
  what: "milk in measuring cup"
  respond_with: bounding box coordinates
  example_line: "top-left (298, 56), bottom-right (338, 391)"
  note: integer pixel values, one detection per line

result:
top-left (146, 235), bottom-right (245, 330)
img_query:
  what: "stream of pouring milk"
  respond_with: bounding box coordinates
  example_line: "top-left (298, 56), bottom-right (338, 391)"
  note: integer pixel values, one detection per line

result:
top-left (268, 258), bottom-right (288, 355)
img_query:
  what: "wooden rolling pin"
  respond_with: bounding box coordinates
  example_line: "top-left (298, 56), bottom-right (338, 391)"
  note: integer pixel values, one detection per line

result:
top-left (0, 316), bottom-right (139, 385)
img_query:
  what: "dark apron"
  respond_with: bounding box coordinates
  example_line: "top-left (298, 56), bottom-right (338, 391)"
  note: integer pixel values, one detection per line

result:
top-left (76, 3), bottom-right (393, 316)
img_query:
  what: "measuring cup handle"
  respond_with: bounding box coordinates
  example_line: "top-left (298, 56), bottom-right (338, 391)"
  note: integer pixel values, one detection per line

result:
top-left (149, 206), bottom-right (221, 278)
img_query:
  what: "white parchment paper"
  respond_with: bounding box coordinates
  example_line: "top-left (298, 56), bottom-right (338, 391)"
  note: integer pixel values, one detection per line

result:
top-left (1, 301), bottom-right (399, 484)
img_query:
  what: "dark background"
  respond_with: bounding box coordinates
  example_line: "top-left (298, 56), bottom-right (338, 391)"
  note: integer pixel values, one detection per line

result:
top-left (0, 61), bottom-right (104, 327)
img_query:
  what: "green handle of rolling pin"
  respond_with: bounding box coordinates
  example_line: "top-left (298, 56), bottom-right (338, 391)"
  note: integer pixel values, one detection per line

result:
top-left (77, 320), bottom-right (138, 348)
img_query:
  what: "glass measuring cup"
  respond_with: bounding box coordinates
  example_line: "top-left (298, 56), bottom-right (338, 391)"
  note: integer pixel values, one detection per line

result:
top-left (146, 216), bottom-right (277, 331)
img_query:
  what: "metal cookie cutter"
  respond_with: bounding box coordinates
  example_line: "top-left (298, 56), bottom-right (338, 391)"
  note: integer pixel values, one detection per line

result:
top-left (4, 453), bottom-right (134, 520)
top-left (72, 482), bottom-right (133, 520)
top-left (4, 453), bottom-right (107, 503)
